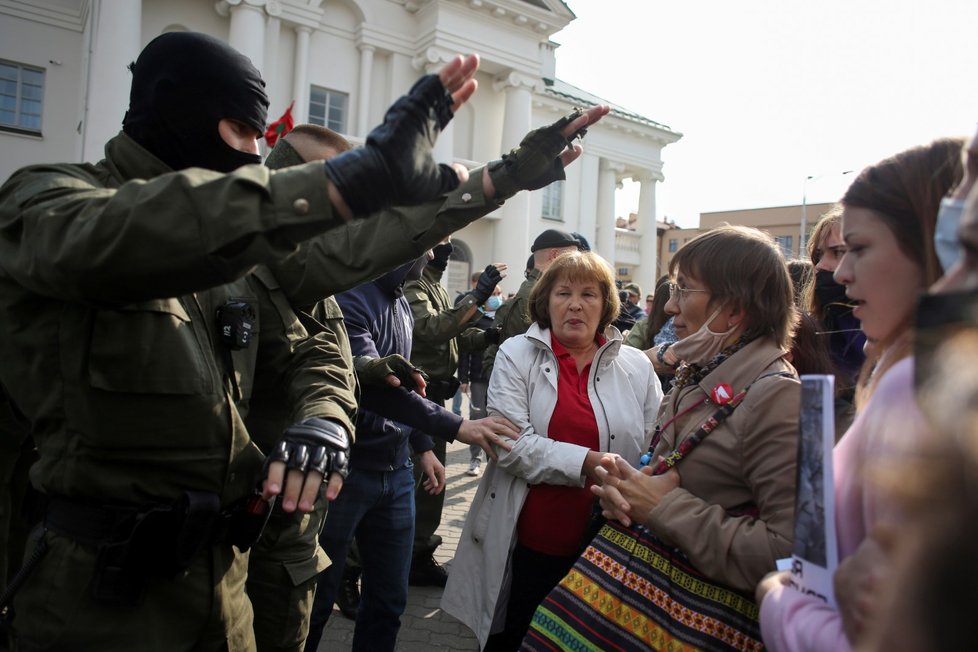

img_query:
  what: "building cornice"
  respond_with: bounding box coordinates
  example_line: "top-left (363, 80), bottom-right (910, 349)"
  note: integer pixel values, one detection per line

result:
top-left (393, 0), bottom-right (572, 36)
top-left (0, 0), bottom-right (89, 32)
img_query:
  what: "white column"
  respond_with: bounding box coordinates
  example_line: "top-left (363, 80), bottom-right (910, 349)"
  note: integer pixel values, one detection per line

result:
top-left (225, 0), bottom-right (267, 74)
top-left (491, 72), bottom-right (535, 280)
top-left (356, 44), bottom-right (375, 137)
top-left (264, 11), bottom-right (281, 84)
top-left (575, 153), bottom-right (600, 249)
top-left (292, 26), bottom-right (311, 124)
top-left (636, 172), bottom-right (660, 289)
top-left (595, 159), bottom-right (623, 267)
top-left (82, 0), bottom-right (142, 161)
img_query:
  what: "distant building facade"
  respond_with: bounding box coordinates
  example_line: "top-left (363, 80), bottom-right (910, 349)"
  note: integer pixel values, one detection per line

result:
top-left (656, 202), bottom-right (836, 279)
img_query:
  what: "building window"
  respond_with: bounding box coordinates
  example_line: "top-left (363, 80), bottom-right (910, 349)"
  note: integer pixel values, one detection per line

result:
top-left (668, 239), bottom-right (678, 253)
top-left (775, 235), bottom-right (794, 258)
top-left (541, 180), bottom-right (563, 220)
top-left (308, 86), bottom-right (348, 133)
top-left (0, 60), bottom-right (44, 134)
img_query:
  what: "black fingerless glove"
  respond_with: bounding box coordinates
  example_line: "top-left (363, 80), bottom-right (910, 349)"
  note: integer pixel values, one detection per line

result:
top-left (471, 265), bottom-right (502, 304)
top-left (354, 354), bottom-right (428, 392)
top-left (487, 108), bottom-right (588, 201)
top-left (323, 74), bottom-right (458, 217)
top-left (268, 417), bottom-right (350, 480)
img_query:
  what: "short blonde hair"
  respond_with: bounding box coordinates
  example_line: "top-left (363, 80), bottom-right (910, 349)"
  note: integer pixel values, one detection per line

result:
top-left (529, 251), bottom-right (620, 333)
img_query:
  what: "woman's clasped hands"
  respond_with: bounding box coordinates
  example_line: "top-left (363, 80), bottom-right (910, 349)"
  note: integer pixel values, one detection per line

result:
top-left (591, 453), bottom-right (680, 528)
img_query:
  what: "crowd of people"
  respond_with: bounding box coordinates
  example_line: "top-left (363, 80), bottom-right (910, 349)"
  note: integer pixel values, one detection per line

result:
top-left (1, 27), bottom-right (977, 652)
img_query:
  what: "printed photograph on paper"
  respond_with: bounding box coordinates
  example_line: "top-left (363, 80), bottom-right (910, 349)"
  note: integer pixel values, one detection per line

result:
top-left (788, 375), bottom-right (838, 607)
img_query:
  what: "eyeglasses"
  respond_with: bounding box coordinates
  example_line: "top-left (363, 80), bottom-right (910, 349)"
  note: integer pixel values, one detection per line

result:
top-left (667, 281), bottom-right (710, 303)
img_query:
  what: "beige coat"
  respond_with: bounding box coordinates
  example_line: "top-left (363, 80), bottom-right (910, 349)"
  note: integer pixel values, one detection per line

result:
top-left (645, 336), bottom-right (800, 593)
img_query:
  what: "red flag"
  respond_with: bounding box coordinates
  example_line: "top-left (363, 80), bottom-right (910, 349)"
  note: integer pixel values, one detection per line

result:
top-left (264, 101), bottom-right (294, 146)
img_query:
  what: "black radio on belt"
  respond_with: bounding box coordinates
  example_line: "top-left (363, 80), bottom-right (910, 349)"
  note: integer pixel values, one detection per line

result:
top-left (216, 300), bottom-right (256, 350)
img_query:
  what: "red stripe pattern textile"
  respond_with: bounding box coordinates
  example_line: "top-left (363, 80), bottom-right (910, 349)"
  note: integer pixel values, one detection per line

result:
top-left (521, 521), bottom-right (763, 652)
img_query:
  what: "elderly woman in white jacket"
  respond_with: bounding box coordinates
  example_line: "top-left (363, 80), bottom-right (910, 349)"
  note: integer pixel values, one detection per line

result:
top-left (441, 250), bottom-right (662, 650)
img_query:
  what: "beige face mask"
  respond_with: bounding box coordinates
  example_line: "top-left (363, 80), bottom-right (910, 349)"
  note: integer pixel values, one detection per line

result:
top-left (668, 305), bottom-right (737, 366)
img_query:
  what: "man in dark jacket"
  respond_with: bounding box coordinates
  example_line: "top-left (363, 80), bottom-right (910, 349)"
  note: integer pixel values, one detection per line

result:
top-left (402, 243), bottom-right (505, 585)
top-left (303, 259), bottom-right (519, 652)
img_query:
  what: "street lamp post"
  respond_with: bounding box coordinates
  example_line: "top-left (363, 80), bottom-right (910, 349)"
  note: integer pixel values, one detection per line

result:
top-left (800, 175), bottom-right (814, 257)
top-left (800, 170), bottom-right (854, 256)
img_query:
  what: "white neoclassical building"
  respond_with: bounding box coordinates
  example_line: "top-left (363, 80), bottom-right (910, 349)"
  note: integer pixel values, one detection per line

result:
top-left (0, 0), bottom-right (681, 295)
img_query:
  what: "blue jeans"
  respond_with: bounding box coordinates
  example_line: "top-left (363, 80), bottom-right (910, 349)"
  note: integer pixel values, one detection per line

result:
top-left (305, 464), bottom-right (416, 652)
top-left (451, 387), bottom-right (463, 416)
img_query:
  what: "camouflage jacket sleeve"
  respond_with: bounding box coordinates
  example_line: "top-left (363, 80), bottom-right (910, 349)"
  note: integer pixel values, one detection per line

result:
top-left (246, 270), bottom-right (357, 452)
top-left (458, 326), bottom-right (490, 353)
top-left (0, 134), bottom-right (345, 306)
top-left (623, 315), bottom-right (650, 349)
top-left (496, 270), bottom-right (539, 343)
top-left (403, 270), bottom-right (481, 345)
top-left (480, 270), bottom-right (539, 379)
top-left (270, 166), bottom-right (504, 306)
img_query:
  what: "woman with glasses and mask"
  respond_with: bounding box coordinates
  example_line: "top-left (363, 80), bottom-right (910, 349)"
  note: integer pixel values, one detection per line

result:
top-left (586, 224), bottom-right (801, 650)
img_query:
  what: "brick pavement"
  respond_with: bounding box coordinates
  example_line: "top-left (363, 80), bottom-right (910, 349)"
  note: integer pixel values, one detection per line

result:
top-left (316, 438), bottom-right (483, 651)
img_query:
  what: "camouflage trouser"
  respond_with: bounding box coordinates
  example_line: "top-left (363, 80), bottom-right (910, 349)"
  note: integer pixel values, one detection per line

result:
top-left (12, 528), bottom-right (254, 651)
top-left (412, 437), bottom-right (446, 558)
top-left (246, 497), bottom-right (330, 652)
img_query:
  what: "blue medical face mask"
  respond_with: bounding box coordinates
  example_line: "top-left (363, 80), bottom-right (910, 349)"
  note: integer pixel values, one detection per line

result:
top-left (935, 197), bottom-right (965, 273)
top-left (486, 295), bottom-right (503, 312)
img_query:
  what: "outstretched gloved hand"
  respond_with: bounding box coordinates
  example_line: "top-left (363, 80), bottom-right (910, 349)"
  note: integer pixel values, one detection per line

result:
top-left (324, 54), bottom-right (479, 217)
top-left (471, 263), bottom-right (507, 304)
top-left (354, 353), bottom-right (428, 393)
top-left (486, 105), bottom-right (610, 201)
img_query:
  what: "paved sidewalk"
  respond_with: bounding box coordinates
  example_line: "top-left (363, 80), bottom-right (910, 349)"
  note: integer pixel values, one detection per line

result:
top-left (316, 439), bottom-right (484, 651)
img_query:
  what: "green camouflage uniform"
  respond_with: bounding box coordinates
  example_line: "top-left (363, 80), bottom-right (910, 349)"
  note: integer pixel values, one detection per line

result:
top-left (0, 385), bottom-right (32, 596)
top-left (623, 315), bottom-right (652, 349)
top-left (0, 133), bottom-right (352, 651)
top-left (481, 267), bottom-right (541, 380)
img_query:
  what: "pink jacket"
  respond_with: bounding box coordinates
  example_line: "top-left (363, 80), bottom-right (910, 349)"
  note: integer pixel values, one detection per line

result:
top-left (759, 357), bottom-right (927, 651)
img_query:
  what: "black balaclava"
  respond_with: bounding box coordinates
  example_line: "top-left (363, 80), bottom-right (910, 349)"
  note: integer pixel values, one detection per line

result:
top-left (428, 242), bottom-right (454, 272)
top-left (123, 32), bottom-right (269, 173)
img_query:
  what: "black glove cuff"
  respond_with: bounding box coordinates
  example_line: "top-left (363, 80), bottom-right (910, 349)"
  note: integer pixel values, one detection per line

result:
top-left (323, 148), bottom-right (395, 218)
top-left (484, 327), bottom-right (501, 345)
top-left (324, 74), bottom-right (459, 218)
